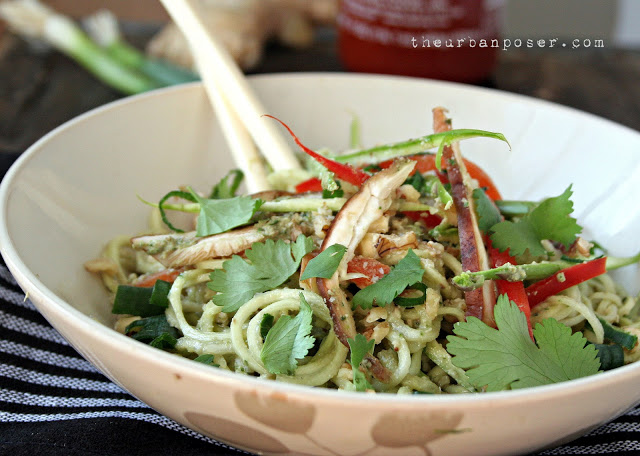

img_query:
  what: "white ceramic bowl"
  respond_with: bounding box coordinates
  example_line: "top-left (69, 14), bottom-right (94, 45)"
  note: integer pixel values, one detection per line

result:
top-left (2, 74), bottom-right (640, 456)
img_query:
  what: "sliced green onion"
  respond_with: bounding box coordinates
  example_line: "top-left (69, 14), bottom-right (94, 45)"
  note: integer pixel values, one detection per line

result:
top-left (112, 280), bottom-right (172, 317)
top-left (125, 315), bottom-right (178, 349)
top-left (598, 317), bottom-right (638, 350)
top-left (149, 280), bottom-right (172, 309)
top-left (394, 283), bottom-right (428, 307)
top-left (593, 343), bottom-right (624, 370)
top-left (149, 332), bottom-right (179, 349)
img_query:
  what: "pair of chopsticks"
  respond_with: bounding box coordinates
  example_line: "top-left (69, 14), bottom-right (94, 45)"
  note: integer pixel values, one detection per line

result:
top-left (159, 0), bottom-right (302, 193)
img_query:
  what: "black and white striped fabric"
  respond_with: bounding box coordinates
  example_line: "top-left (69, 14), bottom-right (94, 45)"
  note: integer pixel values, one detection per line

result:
top-left (2, 261), bottom-right (640, 456)
top-left (0, 159), bottom-right (640, 455)
top-left (0, 257), bottom-right (251, 455)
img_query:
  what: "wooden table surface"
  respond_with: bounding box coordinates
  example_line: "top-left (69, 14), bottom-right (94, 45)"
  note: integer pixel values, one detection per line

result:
top-left (1, 28), bottom-right (639, 156)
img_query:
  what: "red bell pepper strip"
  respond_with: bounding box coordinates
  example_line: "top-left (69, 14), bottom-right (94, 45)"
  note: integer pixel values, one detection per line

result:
top-left (488, 244), bottom-right (533, 340)
top-left (497, 280), bottom-right (533, 339)
top-left (526, 257), bottom-right (607, 308)
top-left (295, 177), bottom-right (322, 193)
top-left (133, 268), bottom-right (184, 288)
top-left (347, 256), bottom-right (391, 288)
top-left (265, 115), bottom-right (370, 187)
top-left (402, 210), bottom-right (443, 229)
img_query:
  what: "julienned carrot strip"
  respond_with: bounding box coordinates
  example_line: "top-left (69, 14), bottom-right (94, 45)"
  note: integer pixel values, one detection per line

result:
top-left (265, 115), bottom-right (370, 186)
top-left (526, 257), bottom-right (607, 308)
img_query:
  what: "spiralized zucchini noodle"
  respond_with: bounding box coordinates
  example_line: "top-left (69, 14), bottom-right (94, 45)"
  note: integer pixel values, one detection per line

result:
top-left (85, 110), bottom-right (640, 394)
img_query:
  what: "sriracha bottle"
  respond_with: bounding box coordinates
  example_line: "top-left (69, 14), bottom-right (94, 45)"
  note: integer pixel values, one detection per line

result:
top-left (337, 0), bottom-right (504, 83)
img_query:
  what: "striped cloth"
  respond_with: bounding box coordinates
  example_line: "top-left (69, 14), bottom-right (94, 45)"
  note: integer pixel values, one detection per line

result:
top-left (2, 259), bottom-right (640, 455)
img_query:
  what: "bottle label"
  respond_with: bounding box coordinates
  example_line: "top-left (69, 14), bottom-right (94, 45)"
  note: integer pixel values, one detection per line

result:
top-left (338, 0), bottom-right (504, 48)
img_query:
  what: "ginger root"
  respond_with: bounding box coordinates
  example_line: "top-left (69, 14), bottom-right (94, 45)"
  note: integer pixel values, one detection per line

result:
top-left (147, 0), bottom-right (337, 71)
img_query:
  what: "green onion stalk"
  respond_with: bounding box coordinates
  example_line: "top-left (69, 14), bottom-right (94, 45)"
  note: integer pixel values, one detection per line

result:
top-left (334, 130), bottom-right (510, 166)
top-left (84, 10), bottom-right (199, 87)
top-left (452, 253), bottom-right (640, 291)
top-left (0, 0), bottom-right (159, 95)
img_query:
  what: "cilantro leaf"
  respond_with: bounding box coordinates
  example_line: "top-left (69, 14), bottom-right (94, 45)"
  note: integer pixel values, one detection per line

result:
top-left (347, 334), bottom-right (374, 392)
top-left (208, 235), bottom-right (314, 312)
top-left (188, 188), bottom-right (263, 237)
top-left (300, 244), bottom-right (347, 280)
top-left (490, 186), bottom-right (582, 260)
top-left (209, 169), bottom-right (244, 199)
top-left (473, 188), bottom-right (501, 233)
top-left (260, 293), bottom-right (315, 375)
top-left (447, 295), bottom-right (600, 391)
top-left (352, 250), bottom-right (424, 309)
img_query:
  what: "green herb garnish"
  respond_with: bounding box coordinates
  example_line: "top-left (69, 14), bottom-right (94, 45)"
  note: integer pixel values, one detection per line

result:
top-left (447, 295), bottom-right (600, 391)
top-left (260, 293), bottom-right (315, 375)
top-left (489, 186), bottom-right (582, 260)
top-left (347, 334), bottom-right (374, 392)
top-left (208, 235), bottom-right (314, 312)
top-left (300, 244), bottom-right (347, 280)
top-left (188, 188), bottom-right (263, 237)
top-left (353, 250), bottom-right (424, 309)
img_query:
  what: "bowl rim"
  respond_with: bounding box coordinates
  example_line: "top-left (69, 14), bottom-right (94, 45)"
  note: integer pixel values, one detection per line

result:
top-left (1, 72), bottom-right (640, 408)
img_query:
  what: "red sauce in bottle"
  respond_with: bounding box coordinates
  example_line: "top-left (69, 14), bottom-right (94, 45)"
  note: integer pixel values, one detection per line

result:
top-left (337, 0), bottom-right (503, 83)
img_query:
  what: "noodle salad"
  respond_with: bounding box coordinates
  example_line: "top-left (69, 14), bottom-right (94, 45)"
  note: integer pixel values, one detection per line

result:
top-left (85, 108), bottom-right (640, 394)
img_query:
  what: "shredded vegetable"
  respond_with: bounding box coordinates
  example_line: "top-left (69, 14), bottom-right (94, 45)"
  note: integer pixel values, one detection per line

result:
top-left (85, 108), bottom-right (640, 394)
